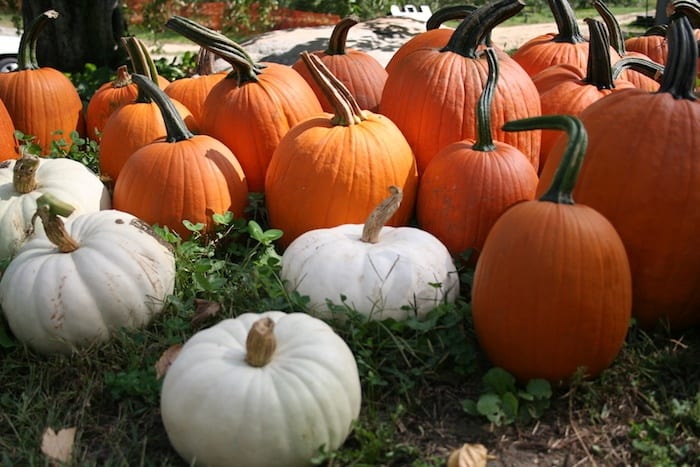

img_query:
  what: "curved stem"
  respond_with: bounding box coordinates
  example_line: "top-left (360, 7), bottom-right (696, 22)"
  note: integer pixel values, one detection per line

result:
top-left (593, 0), bottom-right (627, 55)
top-left (246, 317), bottom-right (276, 367)
top-left (644, 24), bottom-right (668, 37)
top-left (426, 5), bottom-right (477, 30)
top-left (671, 0), bottom-right (700, 28)
top-left (122, 36), bottom-right (157, 103)
top-left (503, 115), bottom-right (587, 205)
top-left (30, 193), bottom-right (79, 253)
top-left (549, 0), bottom-right (586, 44)
top-left (443, 0), bottom-right (524, 58)
top-left (473, 48), bottom-right (499, 152)
top-left (612, 56), bottom-right (664, 80)
top-left (361, 186), bottom-right (403, 244)
top-left (326, 16), bottom-right (359, 55)
top-left (300, 51), bottom-right (364, 126)
top-left (18, 9), bottom-right (58, 70)
top-left (131, 73), bottom-right (193, 143)
top-left (583, 18), bottom-right (615, 90)
top-left (659, 14), bottom-right (697, 100)
top-left (13, 152), bottom-right (40, 193)
top-left (194, 47), bottom-right (218, 76)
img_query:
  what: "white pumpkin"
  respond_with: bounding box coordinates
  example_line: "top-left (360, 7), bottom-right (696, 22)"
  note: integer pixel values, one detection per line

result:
top-left (0, 195), bottom-right (175, 354)
top-left (281, 186), bottom-right (459, 320)
top-left (0, 153), bottom-right (111, 260)
top-left (160, 311), bottom-right (362, 467)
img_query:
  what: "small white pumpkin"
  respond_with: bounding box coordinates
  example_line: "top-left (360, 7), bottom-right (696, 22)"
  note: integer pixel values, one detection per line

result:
top-left (281, 186), bottom-right (459, 320)
top-left (0, 194), bottom-right (175, 354)
top-left (160, 311), bottom-right (362, 467)
top-left (0, 153), bottom-right (111, 260)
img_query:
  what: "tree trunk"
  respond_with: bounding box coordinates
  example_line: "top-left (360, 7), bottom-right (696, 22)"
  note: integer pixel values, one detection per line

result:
top-left (22, 0), bottom-right (126, 72)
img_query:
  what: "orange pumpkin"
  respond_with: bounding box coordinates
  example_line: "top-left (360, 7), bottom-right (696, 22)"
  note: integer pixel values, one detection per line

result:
top-left (379, 0), bottom-right (542, 174)
top-left (265, 52), bottom-right (418, 248)
top-left (0, 99), bottom-right (18, 161)
top-left (416, 48), bottom-right (538, 259)
top-left (291, 16), bottom-right (387, 113)
top-left (166, 15), bottom-right (323, 194)
top-left (0, 10), bottom-right (83, 154)
top-left (85, 65), bottom-right (138, 141)
top-left (538, 14), bottom-right (700, 330)
top-left (472, 115), bottom-right (632, 383)
top-left (113, 74), bottom-right (248, 240)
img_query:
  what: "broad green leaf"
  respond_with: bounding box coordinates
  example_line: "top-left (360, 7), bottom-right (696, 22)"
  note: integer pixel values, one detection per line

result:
top-left (482, 367), bottom-right (516, 395)
top-left (526, 378), bottom-right (552, 399)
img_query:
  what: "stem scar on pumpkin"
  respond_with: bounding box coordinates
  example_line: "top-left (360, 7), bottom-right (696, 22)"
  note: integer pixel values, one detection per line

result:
top-left (361, 186), bottom-right (403, 244)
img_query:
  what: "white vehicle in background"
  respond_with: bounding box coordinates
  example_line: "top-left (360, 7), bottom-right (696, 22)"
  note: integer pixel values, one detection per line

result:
top-left (0, 30), bottom-right (20, 72)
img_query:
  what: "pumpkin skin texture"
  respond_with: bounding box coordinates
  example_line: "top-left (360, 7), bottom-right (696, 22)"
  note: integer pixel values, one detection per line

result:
top-left (537, 16), bottom-right (700, 330)
top-left (160, 311), bottom-right (362, 467)
top-left (0, 154), bottom-right (111, 261)
top-left (471, 115), bottom-right (632, 383)
top-left (0, 203), bottom-right (176, 355)
top-left (85, 65), bottom-right (139, 141)
top-left (281, 187), bottom-right (459, 320)
top-left (0, 98), bottom-right (17, 161)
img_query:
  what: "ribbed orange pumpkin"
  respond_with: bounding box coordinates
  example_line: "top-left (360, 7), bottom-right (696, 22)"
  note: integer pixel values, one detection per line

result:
top-left (537, 14), bottom-right (700, 330)
top-left (113, 74), bottom-right (248, 240)
top-left (291, 16), bottom-right (387, 113)
top-left (472, 115), bottom-right (632, 383)
top-left (379, 0), bottom-right (542, 174)
top-left (533, 18), bottom-right (636, 171)
top-left (0, 10), bottom-right (83, 154)
top-left (0, 98), bottom-right (18, 161)
top-left (166, 15), bottom-right (323, 194)
top-left (85, 66), bottom-right (138, 141)
top-left (265, 52), bottom-right (418, 248)
top-left (416, 48), bottom-right (537, 259)
top-left (624, 25), bottom-right (669, 66)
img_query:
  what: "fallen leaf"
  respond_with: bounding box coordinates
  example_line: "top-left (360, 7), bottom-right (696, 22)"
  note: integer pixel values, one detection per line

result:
top-left (41, 426), bottom-right (76, 463)
top-left (446, 443), bottom-right (489, 467)
top-left (155, 343), bottom-right (183, 379)
top-left (191, 298), bottom-right (221, 327)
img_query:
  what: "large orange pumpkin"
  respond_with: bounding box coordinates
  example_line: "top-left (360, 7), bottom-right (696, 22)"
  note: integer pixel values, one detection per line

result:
top-left (416, 48), bottom-right (537, 259)
top-left (265, 52), bottom-right (418, 248)
top-left (0, 10), bottom-right (83, 155)
top-left (472, 115), bottom-right (632, 383)
top-left (85, 65), bottom-right (138, 142)
top-left (537, 14), bottom-right (700, 330)
top-left (166, 15), bottom-right (323, 194)
top-left (379, 0), bottom-right (542, 174)
top-left (113, 74), bottom-right (248, 240)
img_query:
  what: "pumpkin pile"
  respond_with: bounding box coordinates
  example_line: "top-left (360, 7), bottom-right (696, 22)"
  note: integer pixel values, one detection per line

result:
top-left (0, 1), bottom-right (698, 464)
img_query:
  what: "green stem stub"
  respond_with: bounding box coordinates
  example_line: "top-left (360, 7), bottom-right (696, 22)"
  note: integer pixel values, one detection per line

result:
top-left (326, 16), bottom-right (359, 55)
top-left (472, 48), bottom-right (499, 152)
top-left (503, 115), bottom-right (588, 205)
top-left (659, 14), bottom-right (697, 100)
top-left (549, 0), bottom-right (586, 44)
top-left (31, 193), bottom-right (79, 253)
top-left (18, 9), bottom-right (58, 70)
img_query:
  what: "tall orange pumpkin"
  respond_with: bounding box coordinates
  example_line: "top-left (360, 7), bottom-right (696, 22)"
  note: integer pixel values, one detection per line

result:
top-left (166, 15), bottom-right (323, 194)
top-left (379, 0), bottom-right (542, 174)
top-left (538, 14), bottom-right (700, 330)
top-left (0, 10), bottom-right (83, 154)
top-left (113, 74), bottom-right (248, 240)
top-left (265, 52), bottom-right (418, 248)
top-left (471, 115), bottom-right (632, 383)
top-left (416, 48), bottom-right (538, 259)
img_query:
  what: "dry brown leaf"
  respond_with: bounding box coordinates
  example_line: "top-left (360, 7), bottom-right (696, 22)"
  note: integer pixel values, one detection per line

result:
top-left (446, 443), bottom-right (489, 467)
top-left (41, 426), bottom-right (76, 463)
top-left (191, 298), bottom-right (221, 327)
top-left (155, 343), bottom-right (183, 379)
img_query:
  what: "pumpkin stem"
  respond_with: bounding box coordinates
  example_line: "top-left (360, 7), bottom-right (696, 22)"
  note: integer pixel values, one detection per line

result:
top-left (611, 56), bottom-right (664, 81)
top-left (549, 0), bottom-right (586, 44)
top-left (472, 48), bottom-right (499, 152)
top-left (593, 0), bottom-right (628, 56)
top-left (300, 51), bottom-right (365, 126)
top-left (13, 151), bottom-right (40, 194)
top-left (442, 0), bottom-right (524, 58)
top-left (166, 15), bottom-right (265, 85)
top-left (194, 47), bottom-right (218, 76)
top-left (670, 0), bottom-right (700, 27)
top-left (503, 115), bottom-right (587, 205)
top-left (131, 73), bottom-right (193, 143)
top-left (426, 5), bottom-right (477, 30)
top-left (361, 186), bottom-right (403, 244)
top-left (658, 14), bottom-right (697, 100)
top-left (112, 65), bottom-right (133, 88)
top-left (326, 16), bottom-right (359, 55)
top-left (122, 36), bottom-right (159, 103)
top-left (29, 193), bottom-right (79, 253)
top-left (18, 9), bottom-right (58, 70)
top-left (583, 18), bottom-right (615, 90)
top-left (246, 317), bottom-right (277, 367)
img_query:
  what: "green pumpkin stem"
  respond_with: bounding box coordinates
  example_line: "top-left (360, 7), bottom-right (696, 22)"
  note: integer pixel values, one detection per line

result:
top-left (443, 0), bottom-right (524, 58)
top-left (611, 56), bottom-right (664, 81)
top-left (246, 317), bottom-right (277, 367)
top-left (166, 15), bottom-right (265, 85)
top-left (549, 0), bottom-right (586, 44)
top-left (503, 115), bottom-right (587, 205)
top-left (18, 9), bottom-right (58, 70)
top-left (361, 186), bottom-right (403, 244)
top-left (30, 193), bottom-right (79, 253)
top-left (326, 16), bottom-right (359, 55)
top-left (194, 47), bottom-right (218, 76)
top-left (131, 73), bottom-right (193, 143)
top-left (473, 48), bottom-right (499, 152)
top-left (658, 14), bottom-right (697, 100)
top-left (300, 51), bottom-right (364, 126)
top-left (671, 0), bottom-right (700, 26)
top-left (593, 0), bottom-right (628, 55)
top-left (13, 152), bottom-right (40, 193)
top-left (426, 5), bottom-right (477, 30)
top-left (122, 36), bottom-right (159, 103)
top-left (583, 18), bottom-right (615, 90)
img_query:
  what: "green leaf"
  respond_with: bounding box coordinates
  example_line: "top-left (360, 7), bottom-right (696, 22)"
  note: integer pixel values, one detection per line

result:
top-left (476, 393), bottom-right (504, 424)
top-left (526, 378), bottom-right (552, 400)
top-left (261, 228), bottom-right (283, 243)
top-left (461, 399), bottom-right (478, 415)
top-left (247, 220), bottom-right (265, 241)
top-left (501, 391), bottom-right (519, 422)
top-left (212, 211), bottom-right (234, 226)
top-left (482, 367), bottom-right (516, 395)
